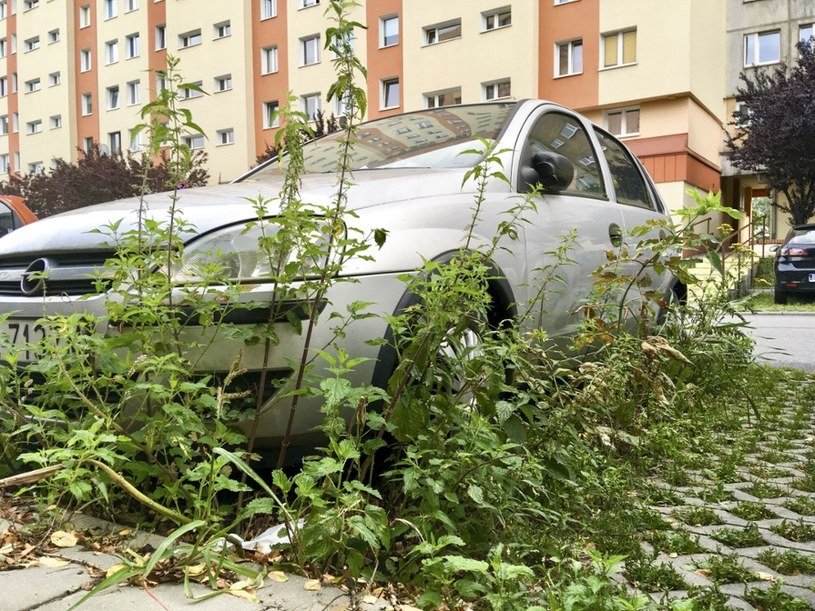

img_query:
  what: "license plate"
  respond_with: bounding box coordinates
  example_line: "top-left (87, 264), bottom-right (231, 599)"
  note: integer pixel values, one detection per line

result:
top-left (0, 318), bottom-right (48, 362)
top-left (809, 274), bottom-right (815, 283)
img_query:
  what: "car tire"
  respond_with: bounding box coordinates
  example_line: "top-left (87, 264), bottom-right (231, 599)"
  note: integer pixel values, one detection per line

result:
top-left (773, 288), bottom-right (788, 305)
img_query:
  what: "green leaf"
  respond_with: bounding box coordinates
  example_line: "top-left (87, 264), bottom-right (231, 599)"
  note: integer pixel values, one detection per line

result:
top-left (441, 555), bottom-right (489, 573)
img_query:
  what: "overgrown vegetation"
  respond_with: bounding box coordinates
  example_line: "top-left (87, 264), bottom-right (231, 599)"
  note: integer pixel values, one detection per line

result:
top-left (0, 2), bottom-right (803, 609)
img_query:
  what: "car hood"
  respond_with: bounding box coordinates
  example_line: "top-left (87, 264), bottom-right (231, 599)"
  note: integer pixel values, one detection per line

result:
top-left (0, 168), bottom-right (467, 257)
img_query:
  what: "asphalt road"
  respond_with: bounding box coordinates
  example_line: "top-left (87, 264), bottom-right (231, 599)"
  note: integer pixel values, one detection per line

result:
top-left (739, 312), bottom-right (815, 371)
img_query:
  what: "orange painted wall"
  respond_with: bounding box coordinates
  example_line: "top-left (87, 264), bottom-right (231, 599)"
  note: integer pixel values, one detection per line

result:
top-left (252, 0), bottom-right (288, 157)
top-left (538, 0), bottom-right (599, 111)
top-left (629, 134), bottom-right (720, 192)
top-left (74, 0), bottom-right (98, 150)
top-left (147, 0), bottom-right (166, 91)
top-left (366, 0), bottom-right (402, 119)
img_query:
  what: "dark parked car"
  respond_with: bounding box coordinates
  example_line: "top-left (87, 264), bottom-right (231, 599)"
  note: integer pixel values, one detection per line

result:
top-left (774, 223), bottom-right (815, 304)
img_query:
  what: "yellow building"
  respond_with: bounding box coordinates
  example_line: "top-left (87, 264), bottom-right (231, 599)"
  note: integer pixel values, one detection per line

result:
top-left (0, 0), bottom-right (736, 215)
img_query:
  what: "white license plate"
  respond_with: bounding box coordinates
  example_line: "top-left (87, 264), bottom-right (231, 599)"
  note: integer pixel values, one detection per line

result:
top-left (0, 318), bottom-right (48, 362)
top-left (809, 274), bottom-right (815, 283)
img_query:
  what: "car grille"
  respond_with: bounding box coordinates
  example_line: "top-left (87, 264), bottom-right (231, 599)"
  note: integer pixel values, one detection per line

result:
top-left (0, 251), bottom-right (114, 297)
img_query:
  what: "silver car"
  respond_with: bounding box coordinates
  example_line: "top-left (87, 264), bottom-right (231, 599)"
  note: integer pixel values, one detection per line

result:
top-left (0, 100), bottom-right (676, 448)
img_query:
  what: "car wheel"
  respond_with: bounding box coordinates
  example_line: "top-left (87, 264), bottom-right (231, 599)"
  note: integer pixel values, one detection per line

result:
top-left (773, 288), bottom-right (788, 305)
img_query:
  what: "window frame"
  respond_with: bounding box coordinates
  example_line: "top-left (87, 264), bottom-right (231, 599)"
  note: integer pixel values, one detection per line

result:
top-left (24, 77), bottom-right (40, 93)
top-left (179, 29), bottom-right (203, 49)
top-left (482, 7), bottom-right (511, 32)
top-left (425, 87), bottom-right (462, 108)
top-left (482, 79), bottom-right (511, 101)
top-left (556, 38), bottom-right (583, 77)
top-left (260, 0), bottom-right (277, 19)
top-left (216, 128), bottom-right (234, 146)
top-left (26, 119), bottom-right (42, 135)
top-left (104, 39), bottom-right (119, 65)
top-left (424, 19), bottom-right (462, 46)
top-left (81, 92), bottom-right (93, 116)
top-left (605, 106), bottom-right (640, 137)
top-left (49, 71), bottom-right (60, 86)
top-left (126, 80), bottom-right (140, 105)
top-left (23, 36), bottom-right (39, 52)
top-left (261, 45), bottom-right (278, 74)
top-left (79, 4), bottom-right (90, 27)
top-left (601, 29), bottom-right (636, 69)
top-left (125, 32), bottom-right (139, 58)
top-left (215, 74), bottom-right (232, 93)
top-left (263, 100), bottom-right (280, 128)
top-left (104, 0), bottom-right (117, 19)
top-left (80, 48), bottom-right (92, 71)
top-left (107, 85), bottom-right (120, 110)
top-left (301, 93), bottom-right (321, 121)
top-left (49, 114), bottom-right (62, 129)
top-left (381, 78), bottom-right (400, 109)
top-left (380, 14), bottom-right (399, 47)
top-left (214, 20), bottom-right (231, 39)
top-left (300, 34), bottom-right (320, 66)
top-left (155, 24), bottom-right (166, 50)
top-left (744, 30), bottom-right (781, 67)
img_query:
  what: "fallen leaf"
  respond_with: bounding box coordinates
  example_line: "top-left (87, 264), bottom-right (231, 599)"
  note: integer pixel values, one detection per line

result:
top-left (669, 552), bottom-right (678, 558)
top-left (755, 571), bottom-right (775, 582)
top-left (321, 573), bottom-right (339, 584)
top-left (228, 589), bottom-right (258, 602)
top-left (694, 568), bottom-right (711, 577)
top-left (186, 564), bottom-right (207, 577)
top-left (268, 571), bottom-right (288, 583)
top-left (38, 556), bottom-right (71, 568)
top-left (50, 531), bottom-right (79, 548)
top-left (106, 563), bottom-right (126, 578)
top-left (303, 579), bottom-right (321, 591)
top-left (363, 595), bottom-right (378, 604)
top-left (0, 544), bottom-right (12, 555)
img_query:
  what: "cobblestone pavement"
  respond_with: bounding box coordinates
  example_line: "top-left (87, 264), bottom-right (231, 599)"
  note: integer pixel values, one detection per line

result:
top-left (624, 406), bottom-right (815, 609)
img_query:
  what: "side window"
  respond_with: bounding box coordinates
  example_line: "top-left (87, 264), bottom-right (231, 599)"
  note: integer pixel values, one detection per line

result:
top-left (521, 111), bottom-right (605, 197)
top-left (594, 129), bottom-right (653, 210)
top-left (0, 201), bottom-right (14, 234)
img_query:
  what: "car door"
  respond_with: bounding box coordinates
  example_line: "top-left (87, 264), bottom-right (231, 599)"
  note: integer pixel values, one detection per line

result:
top-left (512, 108), bottom-right (626, 342)
top-left (593, 127), bottom-right (672, 318)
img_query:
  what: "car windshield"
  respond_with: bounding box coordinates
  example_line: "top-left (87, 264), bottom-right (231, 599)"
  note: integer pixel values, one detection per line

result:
top-left (789, 229), bottom-right (815, 244)
top-left (240, 102), bottom-right (516, 180)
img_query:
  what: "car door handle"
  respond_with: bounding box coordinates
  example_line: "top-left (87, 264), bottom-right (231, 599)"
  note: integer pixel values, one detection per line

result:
top-left (609, 223), bottom-right (623, 247)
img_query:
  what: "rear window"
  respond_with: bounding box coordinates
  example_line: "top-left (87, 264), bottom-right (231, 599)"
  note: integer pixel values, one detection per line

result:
top-left (788, 229), bottom-right (815, 244)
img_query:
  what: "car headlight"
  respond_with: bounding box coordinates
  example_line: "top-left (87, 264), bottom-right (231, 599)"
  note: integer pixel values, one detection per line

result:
top-left (172, 221), bottom-right (334, 284)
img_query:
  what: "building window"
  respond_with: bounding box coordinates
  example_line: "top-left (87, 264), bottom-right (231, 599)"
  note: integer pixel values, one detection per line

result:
top-left (107, 85), bottom-right (120, 109)
top-left (179, 29), bottom-right (202, 49)
top-left (10, 73), bottom-right (16, 94)
top-left (13, 153), bottom-right (20, 172)
top-left (483, 7), bottom-right (511, 31)
top-left (215, 74), bottom-right (232, 92)
top-left (301, 0), bottom-right (319, 7)
top-left (47, 29), bottom-right (59, 44)
top-left (424, 20), bottom-right (462, 45)
top-left (214, 21), bottom-right (230, 39)
top-left (0, 38), bottom-right (5, 57)
top-left (0, 115), bottom-right (6, 135)
top-left (261, 0), bottom-right (276, 19)
top-left (800, 24), bottom-right (814, 45)
top-left (22, 0), bottom-right (38, 10)
top-left (602, 29), bottom-right (636, 68)
top-left (556, 39), bottom-right (583, 76)
top-left (28, 162), bottom-right (45, 175)
top-left (128, 128), bottom-right (143, 151)
top-left (79, 4), bottom-right (90, 27)
top-left (263, 100), bottom-right (279, 128)
top-left (82, 92), bottom-right (93, 115)
top-left (0, 77), bottom-right (6, 97)
top-left (183, 134), bottom-right (205, 150)
top-left (125, 0), bottom-right (137, 11)
top-left (127, 80), bottom-right (140, 105)
top-left (11, 112), bottom-right (17, 133)
top-left (606, 107), bottom-right (640, 136)
top-left (381, 78), bottom-right (399, 109)
top-left (105, 40), bottom-right (119, 64)
top-left (156, 74), bottom-right (167, 92)
top-left (261, 46), bottom-right (278, 74)
top-left (155, 24), bottom-right (166, 50)
top-left (49, 72), bottom-right (60, 86)
top-left (182, 81), bottom-right (204, 99)
top-left (302, 93), bottom-right (320, 121)
top-left (104, 0), bottom-right (117, 19)
top-left (483, 79), bottom-right (510, 100)
top-left (381, 15), bottom-right (399, 47)
top-left (10, 34), bottom-right (15, 54)
top-left (80, 48), bottom-right (92, 71)
top-left (23, 36), bottom-right (39, 52)
top-left (50, 114), bottom-right (61, 129)
top-left (216, 128), bottom-right (234, 145)
top-left (126, 33), bottom-right (139, 58)
top-left (0, 155), bottom-right (8, 174)
top-left (108, 131), bottom-right (122, 154)
top-left (26, 120), bottom-right (42, 134)
top-left (0, 2), bottom-right (6, 20)
top-left (744, 30), bottom-right (781, 66)
top-left (426, 87), bottom-right (462, 108)
top-left (24, 78), bottom-right (40, 93)
top-left (554, 0), bottom-right (578, 4)
top-left (83, 137), bottom-right (94, 154)
top-left (301, 35), bottom-right (320, 65)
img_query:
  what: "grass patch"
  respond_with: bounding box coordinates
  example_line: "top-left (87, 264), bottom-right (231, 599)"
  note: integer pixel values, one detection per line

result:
top-left (744, 481), bottom-right (787, 499)
top-left (767, 438), bottom-right (799, 452)
top-left (770, 519), bottom-right (815, 543)
top-left (710, 523), bottom-right (765, 548)
top-left (696, 485), bottom-right (735, 503)
top-left (673, 506), bottom-right (724, 527)
top-left (744, 583), bottom-right (811, 611)
top-left (783, 496), bottom-right (815, 516)
top-left (759, 450), bottom-right (791, 464)
top-left (740, 292), bottom-right (815, 312)
top-left (624, 558), bottom-right (688, 592)
top-left (642, 485), bottom-right (684, 507)
top-left (756, 549), bottom-right (815, 575)
top-left (729, 502), bottom-right (777, 521)
top-left (694, 554), bottom-right (755, 584)
top-left (645, 529), bottom-right (705, 555)
top-left (791, 475), bottom-right (815, 493)
top-left (747, 464), bottom-right (791, 479)
top-left (686, 585), bottom-right (737, 611)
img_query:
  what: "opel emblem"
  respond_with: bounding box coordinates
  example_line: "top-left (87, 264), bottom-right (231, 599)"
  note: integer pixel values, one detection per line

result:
top-left (21, 258), bottom-right (51, 296)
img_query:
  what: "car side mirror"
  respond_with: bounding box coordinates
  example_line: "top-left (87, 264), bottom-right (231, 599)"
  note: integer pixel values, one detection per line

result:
top-left (519, 151), bottom-right (575, 193)
top-left (769, 244), bottom-right (779, 253)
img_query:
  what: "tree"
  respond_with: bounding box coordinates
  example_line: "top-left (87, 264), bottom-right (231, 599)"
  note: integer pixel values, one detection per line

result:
top-left (0, 143), bottom-right (210, 218)
top-left (726, 42), bottom-right (815, 226)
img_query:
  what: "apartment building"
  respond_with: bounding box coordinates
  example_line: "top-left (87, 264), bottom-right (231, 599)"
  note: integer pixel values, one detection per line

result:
top-left (723, 0), bottom-right (815, 239)
top-left (1, 0), bottom-right (728, 215)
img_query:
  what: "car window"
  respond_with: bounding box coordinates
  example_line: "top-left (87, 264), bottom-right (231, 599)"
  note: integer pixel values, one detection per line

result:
top-left (0, 202), bottom-right (14, 235)
top-left (521, 111), bottom-right (605, 197)
top-left (594, 129), bottom-right (653, 210)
